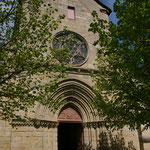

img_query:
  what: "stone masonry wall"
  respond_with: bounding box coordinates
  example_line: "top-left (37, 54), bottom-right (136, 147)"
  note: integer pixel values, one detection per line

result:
top-left (0, 0), bottom-right (150, 150)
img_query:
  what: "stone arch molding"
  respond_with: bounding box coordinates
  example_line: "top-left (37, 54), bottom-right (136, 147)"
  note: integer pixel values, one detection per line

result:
top-left (51, 79), bottom-right (97, 122)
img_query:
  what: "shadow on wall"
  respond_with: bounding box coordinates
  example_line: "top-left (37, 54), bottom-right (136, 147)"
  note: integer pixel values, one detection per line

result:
top-left (84, 131), bottom-right (137, 150)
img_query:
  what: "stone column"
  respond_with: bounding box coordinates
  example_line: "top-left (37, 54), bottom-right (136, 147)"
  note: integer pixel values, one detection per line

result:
top-left (91, 127), bottom-right (97, 150)
top-left (46, 127), bottom-right (53, 150)
top-left (53, 125), bottom-right (58, 150)
top-left (43, 128), bottom-right (49, 150)
top-left (95, 126), bottom-right (99, 149)
top-left (83, 124), bottom-right (90, 148)
top-left (45, 123), bottom-right (58, 150)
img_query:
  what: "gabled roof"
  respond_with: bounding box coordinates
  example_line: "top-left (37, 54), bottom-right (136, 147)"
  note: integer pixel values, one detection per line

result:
top-left (94, 0), bottom-right (112, 15)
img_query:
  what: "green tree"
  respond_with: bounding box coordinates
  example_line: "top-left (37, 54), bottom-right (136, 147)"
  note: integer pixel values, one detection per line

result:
top-left (89, 0), bottom-right (150, 129)
top-left (0, 0), bottom-right (68, 121)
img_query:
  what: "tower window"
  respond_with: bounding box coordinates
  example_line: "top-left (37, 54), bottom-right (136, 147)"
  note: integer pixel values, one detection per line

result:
top-left (68, 6), bottom-right (75, 19)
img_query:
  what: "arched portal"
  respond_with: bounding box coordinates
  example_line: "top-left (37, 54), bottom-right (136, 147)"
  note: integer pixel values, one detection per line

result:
top-left (50, 79), bottom-right (99, 150)
top-left (58, 105), bottom-right (83, 150)
top-left (52, 79), bottom-right (97, 122)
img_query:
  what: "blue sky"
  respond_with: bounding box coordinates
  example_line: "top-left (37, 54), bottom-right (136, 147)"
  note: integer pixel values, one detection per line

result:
top-left (100, 0), bottom-right (118, 24)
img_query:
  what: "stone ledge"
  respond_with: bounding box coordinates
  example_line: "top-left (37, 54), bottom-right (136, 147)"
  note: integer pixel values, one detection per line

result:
top-left (11, 119), bottom-right (58, 128)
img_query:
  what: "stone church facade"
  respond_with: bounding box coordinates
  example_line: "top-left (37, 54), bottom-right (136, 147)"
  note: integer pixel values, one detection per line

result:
top-left (0, 0), bottom-right (150, 150)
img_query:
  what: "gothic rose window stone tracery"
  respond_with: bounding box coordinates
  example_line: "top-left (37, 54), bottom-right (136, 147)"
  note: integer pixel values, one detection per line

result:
top-left (52, 32), bottom-right (88, 66)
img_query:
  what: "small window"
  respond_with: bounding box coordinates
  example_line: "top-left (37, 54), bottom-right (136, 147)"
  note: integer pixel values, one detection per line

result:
top-left (68, 6), bottom-right (75, 19)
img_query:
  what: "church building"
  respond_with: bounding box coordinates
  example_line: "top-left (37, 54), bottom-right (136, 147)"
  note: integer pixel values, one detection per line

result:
top-left (0, 0), bottom-right (150, 150)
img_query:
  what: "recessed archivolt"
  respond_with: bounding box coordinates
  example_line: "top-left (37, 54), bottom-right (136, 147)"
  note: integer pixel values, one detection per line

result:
top-left (34, 79), bottom-right (99, 122)
top-left (51, 79), bottom-right (98, 122)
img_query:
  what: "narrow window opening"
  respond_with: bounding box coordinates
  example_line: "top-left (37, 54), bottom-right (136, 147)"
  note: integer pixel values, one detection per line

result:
top-left (68, 6), bottom-right (75, 19)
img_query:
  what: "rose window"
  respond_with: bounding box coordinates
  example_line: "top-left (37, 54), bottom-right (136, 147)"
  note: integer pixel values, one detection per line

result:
top-left (52, 31), bottom-right (88, 66)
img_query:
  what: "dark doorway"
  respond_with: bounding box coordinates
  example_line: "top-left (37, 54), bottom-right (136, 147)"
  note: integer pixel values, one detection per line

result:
top-left (58, 123), bottom-right (83, 150)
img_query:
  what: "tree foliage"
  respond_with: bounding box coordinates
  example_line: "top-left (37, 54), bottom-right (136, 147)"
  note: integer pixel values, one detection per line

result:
top-left (0, 0), bottom-right (68, 121)
top-left (89, 0), bottom-right (150, 129)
